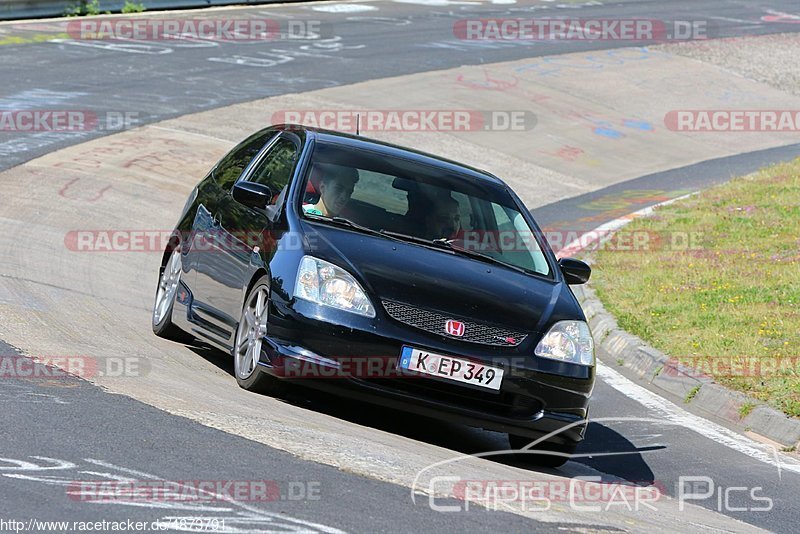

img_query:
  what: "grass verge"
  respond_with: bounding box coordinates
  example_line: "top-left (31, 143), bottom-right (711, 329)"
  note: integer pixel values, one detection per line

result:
top-left (591, 159), bottom-right (800, 417)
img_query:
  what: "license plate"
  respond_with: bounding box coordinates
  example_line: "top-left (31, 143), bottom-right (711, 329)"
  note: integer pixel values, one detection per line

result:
top-left (398, 346), bottom-right (503, 391)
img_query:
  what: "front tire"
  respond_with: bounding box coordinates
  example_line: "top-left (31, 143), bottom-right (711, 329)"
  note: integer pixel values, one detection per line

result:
top-left (233, 276), bottom-right (286, 395)
top-left (152, 245), bottom-right (189, 342)
top-left (508, 434), bottom-right (577, 468)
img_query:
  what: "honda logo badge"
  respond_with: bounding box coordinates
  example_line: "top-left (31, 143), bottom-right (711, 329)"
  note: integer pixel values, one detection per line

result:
top-left (445, 319), bottom-right (465, 337)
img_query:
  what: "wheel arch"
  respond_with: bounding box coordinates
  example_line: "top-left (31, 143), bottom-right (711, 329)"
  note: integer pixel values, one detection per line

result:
top-left (245, 268), bottom-right (271, 300)
top-left (160, 232), bottom-right (182, 271)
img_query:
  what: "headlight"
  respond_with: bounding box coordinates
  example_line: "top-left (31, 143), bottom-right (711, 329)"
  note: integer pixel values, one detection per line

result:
top-left (534, 321), bottom-right (594, 366)
top-left (293, 256), bottom-right (375, 318)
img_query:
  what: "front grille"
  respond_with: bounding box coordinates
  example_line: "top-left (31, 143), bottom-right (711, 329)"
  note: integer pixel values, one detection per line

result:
top-left (381, 300), bottom-right (527, 347)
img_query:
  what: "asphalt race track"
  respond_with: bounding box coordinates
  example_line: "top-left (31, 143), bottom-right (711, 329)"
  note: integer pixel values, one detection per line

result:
top-left (3, 0), bottom-right (800, 170)
top-left (1, 0), bottom-right (800, 532)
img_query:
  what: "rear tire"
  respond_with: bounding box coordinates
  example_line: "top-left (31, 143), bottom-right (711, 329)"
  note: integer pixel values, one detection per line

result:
top-left (508, 434), bottom-right (577, 468)
top-left (152, 245), bottom-right (191, 342)
top-left (233, 276), bottom-right (288, 395)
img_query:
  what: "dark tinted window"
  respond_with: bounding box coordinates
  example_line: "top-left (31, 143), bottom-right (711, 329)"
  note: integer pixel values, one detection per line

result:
top-left (214, 129), bottom-right (275, 189)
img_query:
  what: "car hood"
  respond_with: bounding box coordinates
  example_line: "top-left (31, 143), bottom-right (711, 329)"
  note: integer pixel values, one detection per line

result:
top-left (302, 221), bottom-right (565, 333)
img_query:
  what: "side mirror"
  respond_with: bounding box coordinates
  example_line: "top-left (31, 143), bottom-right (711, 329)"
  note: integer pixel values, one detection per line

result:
top-left (558, 257), bottom-right (591, 285)
top-left (232, 181), bottom-right (272, 210)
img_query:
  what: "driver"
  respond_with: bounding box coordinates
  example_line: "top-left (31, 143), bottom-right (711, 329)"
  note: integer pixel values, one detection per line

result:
top-left (303, 163), bottom-right (359, 217)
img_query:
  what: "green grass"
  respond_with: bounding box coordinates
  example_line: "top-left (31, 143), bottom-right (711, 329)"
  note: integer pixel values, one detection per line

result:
top-left (122, 0), bottom-right (146, 13)
top-left (739, 402), bottom-right (756, 419)
top-left (592, 159), bottom-right (800, 417)
top-left (65, 0), bottom-right (108, 16)
top-left (685, 385), bottom-right (701, 404)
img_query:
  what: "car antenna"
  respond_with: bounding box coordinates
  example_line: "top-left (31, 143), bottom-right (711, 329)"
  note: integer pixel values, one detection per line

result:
top-left (356, 113), bottom-right (360, 136)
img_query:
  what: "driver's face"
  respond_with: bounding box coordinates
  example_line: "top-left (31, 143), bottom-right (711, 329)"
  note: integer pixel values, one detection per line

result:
top-left (320, 176), bottom-right (355, 216)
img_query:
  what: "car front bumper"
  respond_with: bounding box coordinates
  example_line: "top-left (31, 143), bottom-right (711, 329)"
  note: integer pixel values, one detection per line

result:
top-left (259, 299), bottom-right (594, 445)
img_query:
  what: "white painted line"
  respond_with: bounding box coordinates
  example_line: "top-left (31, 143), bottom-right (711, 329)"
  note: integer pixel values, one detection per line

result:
top-left (85, 458), bottom-right (161, 479)
top-left (311, 4), bottom-right (379, 12)
top-left (597, 363), bottom-right (800, 476)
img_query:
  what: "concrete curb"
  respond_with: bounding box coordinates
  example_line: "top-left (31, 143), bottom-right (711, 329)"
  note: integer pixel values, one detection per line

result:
top-left (572, 283), bottom-right (800, 450)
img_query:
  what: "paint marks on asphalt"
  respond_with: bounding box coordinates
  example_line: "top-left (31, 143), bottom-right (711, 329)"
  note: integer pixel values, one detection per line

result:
top-left (0, 456), bottom-right (347, 533)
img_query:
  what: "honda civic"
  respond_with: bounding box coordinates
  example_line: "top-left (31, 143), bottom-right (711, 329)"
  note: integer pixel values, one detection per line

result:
top-left (152, 125), bottom-right (595, 467)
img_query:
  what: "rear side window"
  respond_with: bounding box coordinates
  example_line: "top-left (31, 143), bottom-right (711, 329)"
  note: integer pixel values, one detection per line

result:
top-left (214, 129), bottom-right (276, 190)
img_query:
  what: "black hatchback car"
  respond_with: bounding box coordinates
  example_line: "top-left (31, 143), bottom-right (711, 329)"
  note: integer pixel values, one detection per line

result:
top-left (153, 125), bottom-right (595, 467)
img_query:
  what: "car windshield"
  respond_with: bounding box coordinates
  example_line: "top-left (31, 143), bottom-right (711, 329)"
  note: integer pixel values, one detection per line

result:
top-left (300, 141), bottom-right (551, 277)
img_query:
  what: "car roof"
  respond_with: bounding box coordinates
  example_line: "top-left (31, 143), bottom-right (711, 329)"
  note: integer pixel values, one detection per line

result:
top-left (274, 124), bottom-right (508, 188)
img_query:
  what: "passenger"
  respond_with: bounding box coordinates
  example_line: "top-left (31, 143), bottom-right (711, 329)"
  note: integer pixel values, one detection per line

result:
top-left (303, 163), bottom-right (359, 217)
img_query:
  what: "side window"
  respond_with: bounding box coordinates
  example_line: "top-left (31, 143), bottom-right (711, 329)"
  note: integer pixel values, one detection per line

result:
top-left (487, 202), bottom-right (549, 275)
top-left (492, 202), bottom-right (513, 231)
top-left (247, 137), bottom-right (298, 205)
top-left (214, 130), bottom-right (276, 190)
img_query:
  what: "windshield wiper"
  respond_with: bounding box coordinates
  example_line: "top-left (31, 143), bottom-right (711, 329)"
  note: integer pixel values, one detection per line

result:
top-left (378, 230), bottom-right (451, 249)
top-left (432, 238), bottom-right (532, 275)
top-left (380, 231), bottom-right (529, 274)
top-left (329, 216), bottom-right (382, 235)
top-left (306, 215), bottom-right (403, 242)
top-left (307, 220), bottom-right (532, 275)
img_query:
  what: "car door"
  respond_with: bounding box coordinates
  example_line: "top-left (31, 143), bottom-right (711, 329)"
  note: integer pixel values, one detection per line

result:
top-left (187, 128), bottom-right (278, 338)
top-left (203, 133), bottom-right (301, 340)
